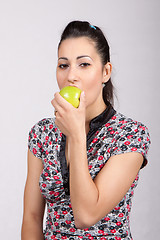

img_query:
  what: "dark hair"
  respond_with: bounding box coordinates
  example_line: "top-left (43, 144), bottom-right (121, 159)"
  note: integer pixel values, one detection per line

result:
top-left (58, 20), bottom-right (114, 106)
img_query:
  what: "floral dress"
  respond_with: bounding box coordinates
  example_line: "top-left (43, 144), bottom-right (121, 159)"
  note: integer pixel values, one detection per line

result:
top-left (28, 104), bottom-right (151, 240)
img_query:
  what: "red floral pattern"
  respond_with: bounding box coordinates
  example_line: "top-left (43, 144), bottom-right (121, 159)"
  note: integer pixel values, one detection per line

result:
top-left (28, 112), bottom-right (151, 239)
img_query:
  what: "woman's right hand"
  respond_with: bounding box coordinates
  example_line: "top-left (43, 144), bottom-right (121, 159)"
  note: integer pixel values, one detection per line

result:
top-left (51, 91), bottom-right (86, 139)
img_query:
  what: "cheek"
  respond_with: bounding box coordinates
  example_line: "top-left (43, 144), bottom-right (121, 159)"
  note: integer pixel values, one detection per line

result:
top-left (56, 71), bottom-right (65, 90)
top-left (83, 72), bottom-right (103, 104)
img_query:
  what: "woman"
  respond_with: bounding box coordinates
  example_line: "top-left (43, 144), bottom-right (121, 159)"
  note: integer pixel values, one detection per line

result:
top-left (21, 21), bottom-right (151, 240)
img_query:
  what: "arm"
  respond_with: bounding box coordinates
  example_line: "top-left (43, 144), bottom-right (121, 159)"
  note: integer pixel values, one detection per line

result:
top-left (68, 132), bottom-right (143, 229)
top-left (21, 149), bottom-right (46, 240)
top-left (51, 92), bottom-right (144, 229)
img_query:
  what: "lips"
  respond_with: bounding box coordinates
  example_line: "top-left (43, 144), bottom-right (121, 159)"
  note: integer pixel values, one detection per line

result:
top-left (68, 84), bottom-right (79, 89)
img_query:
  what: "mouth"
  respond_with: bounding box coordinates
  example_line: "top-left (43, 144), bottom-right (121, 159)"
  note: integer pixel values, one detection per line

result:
top-left (68, 84), bottom-right (80, 89)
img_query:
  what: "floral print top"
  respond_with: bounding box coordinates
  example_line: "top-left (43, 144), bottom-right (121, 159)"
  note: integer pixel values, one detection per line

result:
top-left (28, 104), bottom-right (151, 240)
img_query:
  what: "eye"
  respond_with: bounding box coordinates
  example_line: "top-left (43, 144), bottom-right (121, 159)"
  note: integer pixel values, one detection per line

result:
top-left (58, 64), bottom-right (69, 69)
top-left (80, 63), bottom-right (91, 67)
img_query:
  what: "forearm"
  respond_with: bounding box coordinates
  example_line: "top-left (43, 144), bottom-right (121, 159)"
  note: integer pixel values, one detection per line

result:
top-left (68, 132), bottom-right (99, 228)
top-left (21, 216), bottom-right (44, 240)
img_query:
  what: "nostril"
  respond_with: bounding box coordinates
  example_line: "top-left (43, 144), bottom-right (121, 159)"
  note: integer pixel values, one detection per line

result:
top-left (68, 79), bottom-right (76, 83)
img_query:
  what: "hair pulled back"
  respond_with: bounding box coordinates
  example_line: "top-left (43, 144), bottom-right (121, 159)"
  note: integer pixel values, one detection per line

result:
top-left (58, 20), bottom-right (114, 105)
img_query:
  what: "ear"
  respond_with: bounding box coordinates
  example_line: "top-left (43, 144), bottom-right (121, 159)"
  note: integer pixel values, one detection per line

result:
top-left (102, 62), bottom-right (112, 84)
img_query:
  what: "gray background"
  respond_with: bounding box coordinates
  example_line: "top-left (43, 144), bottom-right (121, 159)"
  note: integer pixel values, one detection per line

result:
top-left (0, 0), bottom-right (159, 239)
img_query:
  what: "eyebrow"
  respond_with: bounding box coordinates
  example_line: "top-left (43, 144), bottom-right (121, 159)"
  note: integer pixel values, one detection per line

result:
top-left (58, 55), bottom-right (92, 61)
top-left (77, 55), bottom-right (92, 60)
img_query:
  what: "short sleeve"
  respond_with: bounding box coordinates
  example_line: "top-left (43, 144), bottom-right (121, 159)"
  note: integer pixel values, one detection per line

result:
top-left (28, 121), bottom-right (43, 159)
top-left (112, 121), bottom-right (151, 169)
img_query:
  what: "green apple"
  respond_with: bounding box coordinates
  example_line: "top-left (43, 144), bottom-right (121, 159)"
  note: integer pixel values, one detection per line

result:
top-left (59, 86), bottom-right (82, 108)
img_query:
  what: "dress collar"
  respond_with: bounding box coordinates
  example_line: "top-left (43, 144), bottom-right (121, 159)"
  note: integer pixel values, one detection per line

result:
top-left (89, 102), bottom-right (116, 131)
top-left (59, 102), bottom-right (116, 196)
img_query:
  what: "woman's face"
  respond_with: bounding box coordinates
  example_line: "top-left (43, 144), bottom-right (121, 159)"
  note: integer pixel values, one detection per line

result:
top-left (56, 37), bottom-right (110, 109)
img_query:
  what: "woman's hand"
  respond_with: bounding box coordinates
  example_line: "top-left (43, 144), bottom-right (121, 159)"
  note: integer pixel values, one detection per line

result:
top-left (51, 91), bottom-right (86, 138)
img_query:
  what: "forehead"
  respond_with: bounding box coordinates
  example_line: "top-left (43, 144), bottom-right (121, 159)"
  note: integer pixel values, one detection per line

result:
top-left (58, 37), bottom-right (99, 59)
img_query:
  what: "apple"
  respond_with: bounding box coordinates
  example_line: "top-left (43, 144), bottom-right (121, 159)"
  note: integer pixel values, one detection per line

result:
top-left (59, 86), bottom-right (82, 108)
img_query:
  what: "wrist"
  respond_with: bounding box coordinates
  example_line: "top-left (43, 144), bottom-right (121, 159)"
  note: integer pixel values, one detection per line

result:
top-left (67, 130), bottom-right (86, 143)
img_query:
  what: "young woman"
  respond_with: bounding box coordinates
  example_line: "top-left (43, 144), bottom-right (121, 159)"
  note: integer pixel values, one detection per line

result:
top-left (21, 21), bottom-right (151, 240)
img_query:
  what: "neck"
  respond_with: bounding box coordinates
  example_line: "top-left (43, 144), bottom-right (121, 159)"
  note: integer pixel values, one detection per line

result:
top-left (85, 97), bottom-right (107, 135)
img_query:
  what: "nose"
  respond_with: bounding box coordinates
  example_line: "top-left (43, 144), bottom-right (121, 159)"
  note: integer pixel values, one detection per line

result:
top-left (67, 65), bottom-right (78, 84)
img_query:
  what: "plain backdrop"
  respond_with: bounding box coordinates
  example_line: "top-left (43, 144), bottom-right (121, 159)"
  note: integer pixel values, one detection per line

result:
top-left (0, 0), bottom-right (159, 239)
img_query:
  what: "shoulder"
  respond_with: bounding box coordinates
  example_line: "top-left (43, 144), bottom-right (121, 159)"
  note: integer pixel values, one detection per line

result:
top-left (111, 112), bottom-right (150, 134)
top-left (28, 117), bottom-right (60, 159)
top-left (28, 117), bottom-right (62, 143)
top-left (29, 117), bottom-right (58, 135)
top-left (107, 112), bottom-right (151, 168)
top-left (30, 117), bottom-right (55, 129)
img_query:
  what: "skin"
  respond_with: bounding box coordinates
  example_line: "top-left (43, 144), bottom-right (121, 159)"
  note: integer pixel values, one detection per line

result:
top-left (21, 36), bottom-right (143, 237)
top-left (21, 150), bottom-right (45, 240)
top-left (55, 37), bottom-right (112, 135)
top-left (51, 37), bottom-right (143, 229)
